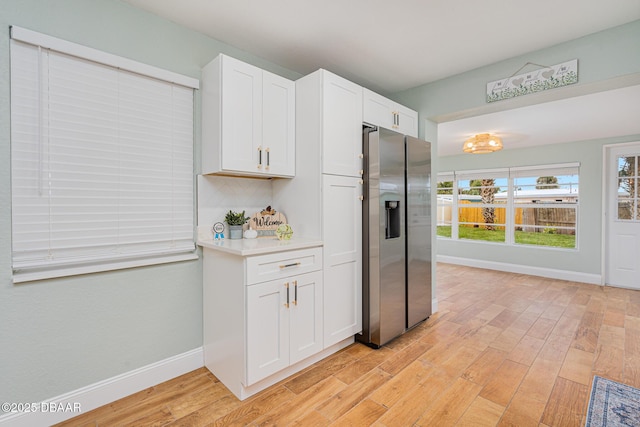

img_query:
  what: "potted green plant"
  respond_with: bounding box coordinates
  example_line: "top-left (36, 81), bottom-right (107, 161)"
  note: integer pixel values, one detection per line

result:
top-left (225, 210), bottom-right (250, 239)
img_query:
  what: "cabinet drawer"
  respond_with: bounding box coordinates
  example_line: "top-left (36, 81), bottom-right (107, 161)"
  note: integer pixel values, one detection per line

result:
top-left (246, 247), bottom-right (322, 285)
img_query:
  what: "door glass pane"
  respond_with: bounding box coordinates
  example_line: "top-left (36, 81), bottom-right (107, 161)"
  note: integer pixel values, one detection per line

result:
top-left (618, 156), bottom-right (636, 177)
top-left (617, 156), bottom-right (638, 221)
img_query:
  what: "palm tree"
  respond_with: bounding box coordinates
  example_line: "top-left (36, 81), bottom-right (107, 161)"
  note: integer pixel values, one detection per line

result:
top-left (471, 179), bottom-right (498, 230)
top-left (536, 176), bottom-right (559, 189)
top-left (437, 181), bottom-right (454, 195)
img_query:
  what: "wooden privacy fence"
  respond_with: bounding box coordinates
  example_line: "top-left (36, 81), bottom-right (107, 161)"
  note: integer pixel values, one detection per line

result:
top-left (454, 201), bottom-right (575, 234)
top-left (457, 201), bottom-right (513, 229)
top-left (519, 207), bottom-right (576, 235)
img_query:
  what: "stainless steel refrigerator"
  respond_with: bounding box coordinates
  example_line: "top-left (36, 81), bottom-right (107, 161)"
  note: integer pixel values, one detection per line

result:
top-left (358, 126), bottom-right (432, 348)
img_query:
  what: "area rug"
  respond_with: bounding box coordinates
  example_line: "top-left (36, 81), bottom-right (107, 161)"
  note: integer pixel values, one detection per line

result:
top-left (585, 376), bottom-right (640, 426)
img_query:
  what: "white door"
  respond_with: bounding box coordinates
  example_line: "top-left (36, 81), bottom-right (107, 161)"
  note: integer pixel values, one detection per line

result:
top-left (263, 70), bottom-right (295, 177)
top-left (606, 144), bottom-right (640, 290)
top-left (289, 271), bottom-right (323, 364)
top-left (322, 175), bottom-right (363, 347)
top-left (246, 279), bottom-right (289, 385)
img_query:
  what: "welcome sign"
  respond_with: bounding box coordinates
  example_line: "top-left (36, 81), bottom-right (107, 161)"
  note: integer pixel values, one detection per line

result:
top-left (486, 59), bottom-right (578, 103)
top-left (249, 206), bottom-right (287, 238)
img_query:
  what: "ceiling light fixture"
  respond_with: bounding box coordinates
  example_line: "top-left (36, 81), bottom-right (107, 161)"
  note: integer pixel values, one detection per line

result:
top-left (463, 133), bottom-right (503, 154)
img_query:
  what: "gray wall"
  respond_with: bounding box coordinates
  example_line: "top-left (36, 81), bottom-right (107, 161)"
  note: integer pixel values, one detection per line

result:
top-left (0, 0), bottom-right (300, 403)
top-left (393, 20), bottom-right (640, 278)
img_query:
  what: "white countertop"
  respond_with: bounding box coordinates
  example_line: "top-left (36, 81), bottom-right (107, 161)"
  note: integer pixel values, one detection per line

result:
top-left (197, 236), bottom-right (323, 256)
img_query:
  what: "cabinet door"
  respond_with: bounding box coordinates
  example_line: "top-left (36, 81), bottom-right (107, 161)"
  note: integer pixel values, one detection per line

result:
top-left (396, 104), bottom-right (418, 138)
top-left (322, 72), bottom-right (363, 177)
top-left (363, 88), bottom-right (394, 129)
top-left (263, 71), bottom-right (295, 177)
top-left (289, 271), bottom-right (323, 364)
top-left (322, 175), bottom-right (363, 347)
top-left (221, 56), bottom-right (263, 174)
top-left (363, 88), bottom-right (418, 138)
top-left (246, 279), bottom-right (289, 385)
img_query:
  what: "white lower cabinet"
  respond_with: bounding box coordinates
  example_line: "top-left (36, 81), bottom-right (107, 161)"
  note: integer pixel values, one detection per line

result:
top-left (246, 270), bottom-right (322, 385)
top-left (203, 245), bottom-right (352, 400)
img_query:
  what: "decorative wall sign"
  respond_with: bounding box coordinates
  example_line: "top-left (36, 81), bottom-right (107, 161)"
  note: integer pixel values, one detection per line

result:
top-left (249, 206), bottom-right (287, 238)
top-left (486, 59), bottom-right (578, 103)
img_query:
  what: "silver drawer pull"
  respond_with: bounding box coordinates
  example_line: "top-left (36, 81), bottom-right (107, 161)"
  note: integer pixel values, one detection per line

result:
top-left (279, 262), bottom-right (301, 269)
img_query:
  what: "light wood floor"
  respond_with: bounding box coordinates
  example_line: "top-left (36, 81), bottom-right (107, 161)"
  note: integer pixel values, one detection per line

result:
top-left (57, 263), bottom-right (640, 426)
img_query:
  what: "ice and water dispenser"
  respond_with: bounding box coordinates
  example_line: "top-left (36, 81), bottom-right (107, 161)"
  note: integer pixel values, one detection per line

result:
top-left (385, 200), bottom-right (400, 239)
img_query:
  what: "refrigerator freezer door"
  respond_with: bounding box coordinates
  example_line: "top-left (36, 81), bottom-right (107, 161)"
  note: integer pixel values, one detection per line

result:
top-left (406, 136), bottom-right (432, 327)
top-left (362, 127), bottom-right (407, 347)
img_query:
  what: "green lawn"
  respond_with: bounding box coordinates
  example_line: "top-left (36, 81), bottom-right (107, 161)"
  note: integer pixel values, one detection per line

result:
top-left (436, 226), bottom-right (575, 248)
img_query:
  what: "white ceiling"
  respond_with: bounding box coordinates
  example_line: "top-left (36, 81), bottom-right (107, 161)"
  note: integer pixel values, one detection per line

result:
top-left (122, 0), bottom-right (640, 155)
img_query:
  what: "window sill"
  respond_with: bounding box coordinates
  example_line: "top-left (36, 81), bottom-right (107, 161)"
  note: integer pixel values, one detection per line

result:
top-left (12, 252), bottom-right (199, 284)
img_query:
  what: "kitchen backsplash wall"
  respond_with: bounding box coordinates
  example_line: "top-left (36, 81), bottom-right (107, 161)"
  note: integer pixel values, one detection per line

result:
top-left (197, 175), bottom-right (273, 240)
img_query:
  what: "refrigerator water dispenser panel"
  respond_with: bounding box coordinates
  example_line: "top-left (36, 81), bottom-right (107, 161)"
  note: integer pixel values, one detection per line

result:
top-left (385, 200), bottom-right (401, 239)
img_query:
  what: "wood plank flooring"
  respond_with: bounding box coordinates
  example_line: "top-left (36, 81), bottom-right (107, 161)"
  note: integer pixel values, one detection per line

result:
top-left (57, 263), bottom-right (640, 426)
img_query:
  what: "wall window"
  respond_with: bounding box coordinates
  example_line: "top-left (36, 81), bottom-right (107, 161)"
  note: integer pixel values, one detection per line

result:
top-left (511, 165), bottom-right (579, 248)
top-left (10, 27), bottom-right (199, 282)
top-left (437, 163), bottom-right (579, 249)
top-left (456, 170), bottom-right (508, 243)
top-left (436, 173), bottom-right (454, 238)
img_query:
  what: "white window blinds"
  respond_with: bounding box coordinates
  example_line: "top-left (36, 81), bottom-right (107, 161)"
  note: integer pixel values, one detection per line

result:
top-left (10, 29), bottom-right (198, 282)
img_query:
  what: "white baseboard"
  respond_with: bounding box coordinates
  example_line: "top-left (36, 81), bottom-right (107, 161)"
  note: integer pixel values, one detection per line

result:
top-left (0, 348), bottom-right (204, 427)
top-left (438, 255), bottom-right (602, 285)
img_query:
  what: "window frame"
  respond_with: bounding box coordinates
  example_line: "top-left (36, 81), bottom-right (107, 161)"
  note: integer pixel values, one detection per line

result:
top-left (10, 27), bottom-right (199, 283)
top-left (437, 163), bottom-right (580, 250)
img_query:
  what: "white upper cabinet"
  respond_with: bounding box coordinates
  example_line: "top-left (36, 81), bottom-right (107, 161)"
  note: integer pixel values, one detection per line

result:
top-left (363, 88), bottom-right (418, 137)
top-left (263, 71), bottom-right (296, 176)
top-left (321, 71), bottom-right (364, 177)
top-left (202, 54), bottom-right (295, 178)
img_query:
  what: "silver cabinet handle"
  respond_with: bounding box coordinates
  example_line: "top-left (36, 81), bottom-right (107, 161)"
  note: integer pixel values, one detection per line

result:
top-left (279, 262), bottom-right (301, 269)
top-left (257, 146), bottom-right (262, 169)
top-left (292, 280), bottom-right (297, 306)
top-left (284, 282), bottom-right (289, 308)
top-left (265, 147), bottom-right (270, 170)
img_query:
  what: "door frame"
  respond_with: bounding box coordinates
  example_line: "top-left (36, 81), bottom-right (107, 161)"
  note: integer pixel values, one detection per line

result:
top-left (602, 141), bottom-right (640, 286)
